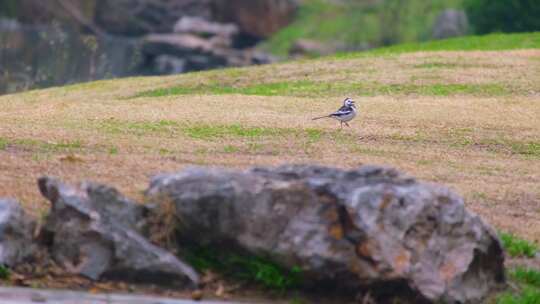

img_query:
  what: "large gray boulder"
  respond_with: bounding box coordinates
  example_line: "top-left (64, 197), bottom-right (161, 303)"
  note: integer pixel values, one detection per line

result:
top-left (0, 199), bottom-right (36, 267)
top-left (37, 177), bottom-right (199, 286)
top-left (146, 165), bottom-right (505, 303)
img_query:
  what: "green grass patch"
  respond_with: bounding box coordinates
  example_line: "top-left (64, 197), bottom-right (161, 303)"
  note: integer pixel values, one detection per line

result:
top-left (10, 138), bottom-right (84, 152)
top-left (509, 142), bottom-right (540, 157)
top-left (223, 145), bottom-right (240, 153)
top-left (0, 137), bottom-right (8, 150)
top-left (335, 32), bottom-right (540, 59)
top-left (184, 124), bottom-right (290, 140)
top-left (374, 83), bottom-right (508, 96)
top-left (306, 129), bottom-right (322, 142)
top-left (135, 85), bottom-right (237, 98)
top-left (0, 265), bottom-right (10, 280)
top-left (353, 146), bottom-right (391, 157)
top-left (413, 61), bottom-right (501, 69)
top-left (135, 81), bottom-right (343, 98)
top-left (101, 119), bottom-right (180, 135)
top-left (510, 267), bottom-right (540, 288)
top-left (108, 146), bottom-right (118, 155)
top-left (48, 140), bottom-right (83, 150)
top-left (478, 139), bottom-right (540, 158)
top-left (498, 265), bottom-right (540, 304)
top-left (100, 119), bottom-right (327, 143)
top-left (500, 232), bottom-right (538, 258)
top-left (101, 119), bottom-right (175, 134)
top-left (184, 245), bottom-right (302, 291)
top-left (413, 62), bottom-right (462, 69)
top-left (388, 130), bottom-right (539, 158)
top-left (497, 287), bottom-right (540, 304)
top-left (136, 81), bottom-right (509, 98)
top-left (158, 148), bottom-right (172, 155)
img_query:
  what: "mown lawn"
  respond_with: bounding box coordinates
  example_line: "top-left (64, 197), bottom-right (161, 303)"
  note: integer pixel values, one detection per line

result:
top-left (0, 33), bottom-right (539, 244)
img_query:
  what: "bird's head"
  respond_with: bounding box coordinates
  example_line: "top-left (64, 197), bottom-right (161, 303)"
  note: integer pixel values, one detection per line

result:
top-left (343, 97), bottom-right (356, 108)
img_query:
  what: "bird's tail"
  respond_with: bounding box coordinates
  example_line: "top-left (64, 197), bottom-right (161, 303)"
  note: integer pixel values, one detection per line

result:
top-left (312, 115), bottom-right (330, 120)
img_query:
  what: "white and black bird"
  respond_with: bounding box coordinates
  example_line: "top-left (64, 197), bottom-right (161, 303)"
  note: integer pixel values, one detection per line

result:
top-left (312, 97), bottom-right (357, 128)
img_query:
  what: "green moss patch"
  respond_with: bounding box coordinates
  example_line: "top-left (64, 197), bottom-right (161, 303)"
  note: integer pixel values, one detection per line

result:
top-left (184, 245), bottom-right (302, 291)
top-left (135, 81), bottom-right (510, 98)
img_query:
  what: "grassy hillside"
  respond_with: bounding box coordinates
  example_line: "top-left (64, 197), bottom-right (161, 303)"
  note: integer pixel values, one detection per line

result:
top-left (264, 0), bottom-right (465, 56)
top-left (340, 31), bottom-right (540, 56)
top-left (0, 33), bottom-right (539, 244)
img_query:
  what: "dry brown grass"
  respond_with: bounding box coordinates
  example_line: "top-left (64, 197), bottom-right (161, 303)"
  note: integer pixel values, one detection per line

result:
top-left (1, 50), bottom-right (539, 241)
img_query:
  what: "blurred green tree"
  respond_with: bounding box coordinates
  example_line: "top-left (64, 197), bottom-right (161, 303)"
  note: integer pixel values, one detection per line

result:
top-left (0, 0), bottom-right (18, 18)
top-left (465, 0), bottom-right (540, 34)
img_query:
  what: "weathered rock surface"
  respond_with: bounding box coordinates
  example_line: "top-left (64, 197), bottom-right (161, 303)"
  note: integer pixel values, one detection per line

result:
top-left (0, 1), bottom-right (280, 95)
top-left (0, 199), bottom-right (36, 267)
top-left (0, 23), bottom-right (143, 94)
top-left (146, 165), bottom-right (505, 303)
top-left (95, 0), bottom-right (214, 36)
top-left (141, 14), bottom-right (276, 72)
top-left (432, 9), bottom-right (469, 39)
top-left (141, 32), bottom-right (275, 74)
top-left (212, 0), bottom-right (298, 38)
top-left (94, 0), bottom-right (297, 38)
top-left (0, 19), bottom-right (274, 94)
top-left (174, 16), bottom-right (238, 40)
top-left (37, 177), bottom-right (199, 286)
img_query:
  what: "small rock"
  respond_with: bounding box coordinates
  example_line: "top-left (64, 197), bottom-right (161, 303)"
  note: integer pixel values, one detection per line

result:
top-left (0, 199), bottom-right (36, 267)
top-left (191, 289), bottom-right (204, 301)
top-left (37, 177), bottom-right (199, 287)
top-left (58, 154), bottom-right (85, 163)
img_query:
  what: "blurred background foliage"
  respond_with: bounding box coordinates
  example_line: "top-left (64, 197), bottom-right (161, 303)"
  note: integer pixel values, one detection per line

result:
top-left (264, 0), bottom-right (465, 55)
top-left (264, 0), bottom-right (540, 56)
top-left (464, 0), bottom-right (540, 34)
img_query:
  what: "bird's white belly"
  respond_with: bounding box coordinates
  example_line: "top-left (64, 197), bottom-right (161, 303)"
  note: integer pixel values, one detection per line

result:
top-left (333, 111), bottom-right (357, 122)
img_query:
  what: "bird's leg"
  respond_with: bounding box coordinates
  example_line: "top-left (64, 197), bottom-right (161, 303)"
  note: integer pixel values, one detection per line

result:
top-left (345, 122), bottom-right (351, 127)
top-left (340, 121), bottom-right (343, 129)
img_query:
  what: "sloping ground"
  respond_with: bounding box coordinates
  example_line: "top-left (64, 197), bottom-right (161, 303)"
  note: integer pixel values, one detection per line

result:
top-left (0, 34), bottom-right (539, 245)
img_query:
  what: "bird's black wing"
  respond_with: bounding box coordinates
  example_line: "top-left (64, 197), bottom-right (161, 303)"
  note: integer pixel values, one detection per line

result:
top-left (330, 105), bottom-right (353, 117)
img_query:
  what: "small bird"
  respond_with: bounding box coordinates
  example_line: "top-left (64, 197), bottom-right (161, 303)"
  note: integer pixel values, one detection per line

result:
top-left (312, 97), bottom-right (357, 129)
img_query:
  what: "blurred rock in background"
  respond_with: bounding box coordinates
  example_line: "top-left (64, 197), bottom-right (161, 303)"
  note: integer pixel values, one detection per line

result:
top-left (0, 20), bottom-right (142, 94)
top-left (432, 9), bottom-right (469, 40)
top-left (94, 0), bottom-right (214, 36)
top-left (0, 0), bottom-right (296, 94)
